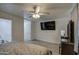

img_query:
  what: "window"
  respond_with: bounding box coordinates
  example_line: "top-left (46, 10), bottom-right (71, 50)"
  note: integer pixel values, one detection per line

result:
top-left (0, 18), bottom-right (12, 44)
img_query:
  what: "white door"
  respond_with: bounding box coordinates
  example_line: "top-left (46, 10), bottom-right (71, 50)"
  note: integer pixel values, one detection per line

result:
top-left (24, 20), bottom-right (31, 41)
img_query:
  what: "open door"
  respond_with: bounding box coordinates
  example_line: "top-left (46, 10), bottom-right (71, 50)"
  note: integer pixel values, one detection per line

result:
top-left (24, 20), bottom-right (31, 42)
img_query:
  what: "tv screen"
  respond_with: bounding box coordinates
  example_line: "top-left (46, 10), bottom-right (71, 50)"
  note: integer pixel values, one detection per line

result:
top-left (40, 21), bottom-right (55, 30)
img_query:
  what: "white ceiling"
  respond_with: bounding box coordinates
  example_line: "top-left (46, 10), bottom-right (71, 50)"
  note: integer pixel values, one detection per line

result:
top-left (0, 3), bottom-right (75, 20)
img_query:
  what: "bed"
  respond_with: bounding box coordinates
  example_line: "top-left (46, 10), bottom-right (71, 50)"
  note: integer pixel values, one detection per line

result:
top-left (0, 42), bottom-right (52, 55)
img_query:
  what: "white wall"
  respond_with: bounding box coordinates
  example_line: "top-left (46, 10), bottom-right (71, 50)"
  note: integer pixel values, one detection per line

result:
top-left (31, 21), bottom-right (36, 40)
top-left (78, 4), bottom-right (79, 50)
top-left (71, 5), bottom-right (78, 53)
top-left (34, 16), bottom-right (71, 44)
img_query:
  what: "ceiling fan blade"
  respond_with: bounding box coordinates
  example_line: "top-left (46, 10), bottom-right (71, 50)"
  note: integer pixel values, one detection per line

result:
top-left (24, 15), bottom-right (33, 21)
top-left (27, 15), bottom-right (32, 18)
top-left (39, 12), bottom-right (50, 15)
top-left (28, 11), bottom-right (34, 14)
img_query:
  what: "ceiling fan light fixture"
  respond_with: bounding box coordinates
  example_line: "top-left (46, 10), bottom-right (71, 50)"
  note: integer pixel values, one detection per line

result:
top-left (32, 14), bottom-right (40, 19)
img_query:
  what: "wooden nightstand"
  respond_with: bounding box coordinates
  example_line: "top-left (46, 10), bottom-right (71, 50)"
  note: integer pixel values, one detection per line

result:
top-left (61, 42), bottom-right (74, 55)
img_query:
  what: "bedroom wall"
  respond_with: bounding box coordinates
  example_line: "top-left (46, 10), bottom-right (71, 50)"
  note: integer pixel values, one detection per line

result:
top-left (31, 21), bottom-right (36, 40)
top-left (71, 5), bottom-right (78, 53)
top-left (0, 11), bottom-right (24, 43)
top-left (33, 16), bottom-right (71, 44)
top-left (78, 4), bottom-right (79, 53)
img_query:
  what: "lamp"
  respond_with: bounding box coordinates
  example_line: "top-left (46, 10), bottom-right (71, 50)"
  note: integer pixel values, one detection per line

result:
top-left (61, 30), bottom-right (65, 37)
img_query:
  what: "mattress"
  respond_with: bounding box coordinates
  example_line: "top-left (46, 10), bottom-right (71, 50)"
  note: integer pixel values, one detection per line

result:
top-left (0, 42), bottom-right (51, 55)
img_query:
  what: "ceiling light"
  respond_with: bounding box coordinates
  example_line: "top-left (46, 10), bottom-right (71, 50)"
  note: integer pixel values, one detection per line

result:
top-left (32, 14), bottom-right (40, 19)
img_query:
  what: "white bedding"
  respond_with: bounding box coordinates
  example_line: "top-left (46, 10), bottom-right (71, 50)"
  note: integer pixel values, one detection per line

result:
top-left (0, 42), bottom-right (50, 55)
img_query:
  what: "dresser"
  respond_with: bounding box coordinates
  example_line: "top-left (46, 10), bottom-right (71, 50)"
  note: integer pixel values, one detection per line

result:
top-left (61, 42), bottom-right (74, 55)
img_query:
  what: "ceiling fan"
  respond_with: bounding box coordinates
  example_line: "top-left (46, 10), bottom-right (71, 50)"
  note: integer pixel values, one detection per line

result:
top-left (28, 5), bottom-right (49, 19)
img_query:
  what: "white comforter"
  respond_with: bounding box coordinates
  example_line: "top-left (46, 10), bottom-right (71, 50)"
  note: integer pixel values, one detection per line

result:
top-left (0, 42), bottom-right (50, 55)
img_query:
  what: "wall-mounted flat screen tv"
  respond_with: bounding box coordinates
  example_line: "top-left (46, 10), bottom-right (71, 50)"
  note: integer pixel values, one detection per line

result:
top-left (40, 21), bottom-right (55, 30)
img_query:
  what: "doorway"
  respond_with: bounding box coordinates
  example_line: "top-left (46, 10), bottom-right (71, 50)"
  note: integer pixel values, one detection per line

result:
top-left (24, 20), bottom-right (31, 42)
